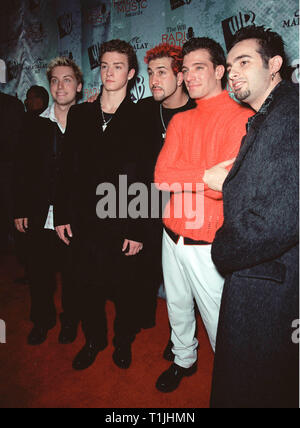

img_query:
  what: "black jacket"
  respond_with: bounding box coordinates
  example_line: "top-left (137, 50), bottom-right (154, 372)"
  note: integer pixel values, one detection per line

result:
top-left (0, 92), bottom-right (24, 164)
top-left (54, 94), bottom-right (145, 244)
top-left (13, 114), bottom-right (63, 229)
top-left (210, 81), bottom-right (299, 408)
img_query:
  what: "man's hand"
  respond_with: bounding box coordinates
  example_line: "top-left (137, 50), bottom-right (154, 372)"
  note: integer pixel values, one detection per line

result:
top-left (56, 224), bottom-right (73, 246)
top-left (14, 218), bottom-right (28, 233)
top-left (203, 159), bottom-right (236, 192)
top-left (122, 239), bottom-right (143, 256)
top-left (86, 94), bottom-right (98, 103)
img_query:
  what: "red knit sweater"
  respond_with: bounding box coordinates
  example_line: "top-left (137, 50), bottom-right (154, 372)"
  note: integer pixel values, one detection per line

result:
top-left (154, 90), bottom-right (254, 243)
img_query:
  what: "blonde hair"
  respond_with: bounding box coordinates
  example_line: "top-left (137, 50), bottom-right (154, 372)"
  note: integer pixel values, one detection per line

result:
top-left (46, 57), bottom-right (83, 85)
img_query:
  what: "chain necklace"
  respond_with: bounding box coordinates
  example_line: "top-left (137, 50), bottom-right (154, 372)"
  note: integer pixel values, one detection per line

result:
top-left (100, 103), bottom-right (113, 132)
top-left (160, 104), bottom-right (167, 140)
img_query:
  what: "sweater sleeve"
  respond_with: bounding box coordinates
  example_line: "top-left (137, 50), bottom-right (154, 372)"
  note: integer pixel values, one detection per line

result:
top-left (154, 118), bottom-right (206, 193)
top-left (204, 108), bottom-right (251, 201)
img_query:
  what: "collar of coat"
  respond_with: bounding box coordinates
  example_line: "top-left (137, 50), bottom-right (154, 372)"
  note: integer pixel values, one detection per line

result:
top-left (246, 80), bottom-right (294, 132)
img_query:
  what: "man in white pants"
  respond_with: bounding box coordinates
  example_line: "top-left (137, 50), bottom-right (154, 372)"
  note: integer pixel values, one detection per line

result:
top-left (154, 37), bottom-right (253, 393)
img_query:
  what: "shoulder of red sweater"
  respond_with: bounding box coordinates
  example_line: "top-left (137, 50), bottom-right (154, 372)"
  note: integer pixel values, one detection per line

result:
top-left (224, 93), bottom-right (254, 117)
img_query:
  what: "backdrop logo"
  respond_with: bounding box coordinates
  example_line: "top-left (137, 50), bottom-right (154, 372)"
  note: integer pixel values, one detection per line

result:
top-left (131, 75), bottom-right (145, 102)
top-left (7, 59), bottom-right (22, 81)
top-left (87, 3), bottom-right (110, 27)
top-left (26, 22), bottom-right (45, 43)
top-left (24, 58), bottom-right (48, 75)
top-left (170, 0), bottom-right (192, 11)
top-left (283, 9), bottom-right (299, 28)
top-left (0, 59), bottom-right (6, 83)
top-left (222, 11), bottom-right (256, 51)
top-left (162, 23), bottom-right (191, 47)
top-left (88, 43), bottom-right (101, 70)
top-left (129, 36), bottom-right (150, 51)
top-left (57, 12), bottom-right (73, 39)
top-left (113, 0), bottom-right (148, 17)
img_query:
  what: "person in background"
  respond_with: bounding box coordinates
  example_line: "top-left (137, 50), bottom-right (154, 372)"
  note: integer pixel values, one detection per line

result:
top-left (154, 37), bottom-right (253, 393)
top-left (210, 25), bottom-right (299, 409)
top-left (14, 57), bottom-right (83, 346)
top-left (136, 43), bottom-right (196, 361)
top-left (24, 85), bottom-right (49, 116)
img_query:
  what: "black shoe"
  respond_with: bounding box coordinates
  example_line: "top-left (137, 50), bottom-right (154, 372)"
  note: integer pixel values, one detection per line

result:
top-left (163, 340), bottom-right (175, 362)
top-left (59, 322), bottom-right (78, 344)
top-left (72, 342), bottom-right (105, 371)
top-left (112, 344), bottom-right (132, 369)
top-left (156, 362), bottom-right (197, 393)
top-left (27, 326), bottom-right (49, 346)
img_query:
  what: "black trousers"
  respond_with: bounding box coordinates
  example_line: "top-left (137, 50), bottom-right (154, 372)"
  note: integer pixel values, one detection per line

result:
top-left (27, 228), bottom-right (79, 329)
top-left (71, 230), bottom-right (143, 347)
top-left (134, 230), bottom-right (163, 328)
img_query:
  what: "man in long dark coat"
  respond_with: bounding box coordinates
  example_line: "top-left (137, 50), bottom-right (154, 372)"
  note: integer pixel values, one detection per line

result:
top-left (206, 25), bottom-right (299, 408)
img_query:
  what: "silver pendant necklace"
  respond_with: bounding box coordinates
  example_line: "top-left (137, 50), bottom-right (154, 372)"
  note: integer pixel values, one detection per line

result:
top-left (100, 103), bottom-right (113, 132)
top-left (160, 104), bottom-right (167, 140)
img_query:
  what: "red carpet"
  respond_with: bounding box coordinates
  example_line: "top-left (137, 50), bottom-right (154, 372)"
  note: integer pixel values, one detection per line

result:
top-left (0, 255), bottom-right (214, 409)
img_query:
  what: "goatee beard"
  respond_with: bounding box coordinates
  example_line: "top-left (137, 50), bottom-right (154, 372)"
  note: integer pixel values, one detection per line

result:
top-left (235, 89), bottom-right (251, 101)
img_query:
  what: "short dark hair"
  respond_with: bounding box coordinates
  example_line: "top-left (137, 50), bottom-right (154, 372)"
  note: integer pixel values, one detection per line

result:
top-left (182, 37), bottom-right (227, 89)
top-left (100, 39), bottom-right (138, 73)
top-left (228, 25), bottom-right (293, 80)
top-left (100, 39), bottom-right (138, 90)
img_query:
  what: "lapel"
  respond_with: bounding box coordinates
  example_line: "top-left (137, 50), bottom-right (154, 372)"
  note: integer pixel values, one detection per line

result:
top-left (225, 105), bottom-right (270, 185)
top-left (225, 120), bottom-right (259, 184)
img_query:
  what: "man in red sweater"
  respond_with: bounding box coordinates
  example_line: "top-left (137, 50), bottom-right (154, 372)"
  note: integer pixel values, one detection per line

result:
top-left (154, 37), bottom-right (253, 393)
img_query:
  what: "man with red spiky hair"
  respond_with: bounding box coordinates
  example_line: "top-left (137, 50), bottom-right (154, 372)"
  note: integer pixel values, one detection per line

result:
top-left (136, 43), bottom-right (196, 361)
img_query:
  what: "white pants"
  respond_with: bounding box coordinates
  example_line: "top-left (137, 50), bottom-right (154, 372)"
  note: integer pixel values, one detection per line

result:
top-left (162, 229), bottom-right (225, 369)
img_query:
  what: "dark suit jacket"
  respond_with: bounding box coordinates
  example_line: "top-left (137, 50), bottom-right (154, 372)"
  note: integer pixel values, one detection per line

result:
top-left (0, 92), bottom-right (24, 163)
top-left (13, 114), bottom-right (63, 229)
top-left (210, 81), bottom-right (299, 408)
top-left (0, 93), bottom-right (24, 247)
top-left (54, 93), bottom-right (145, 244)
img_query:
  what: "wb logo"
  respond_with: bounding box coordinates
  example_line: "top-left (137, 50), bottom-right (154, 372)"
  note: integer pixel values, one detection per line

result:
top-left (88, 43), bottom-right (101, 70)
top-left (57, 13), bottom-right (73, 39)
top-left (222, 11), bottom-right (256, 51)
top-left (131, 76), bottom-right (145, 102)
top-left (0, 59), bottom-right (6, 83)
top-left (0, 320), bottom-right (6, 344)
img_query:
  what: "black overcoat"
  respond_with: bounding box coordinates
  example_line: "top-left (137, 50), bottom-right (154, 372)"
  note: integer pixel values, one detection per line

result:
top-left (13, 114), bottom-right (62, 229)
top-left (210, 81), bottom-right (299, 408)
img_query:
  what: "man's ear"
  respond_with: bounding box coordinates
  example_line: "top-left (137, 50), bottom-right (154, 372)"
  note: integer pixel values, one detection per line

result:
top-left (128, 68), bottom-right (136, 81)
top-left (269, 55), bottom-right (283, 75)
top-left (77, 82), bottom-right (83, 93)
top-left (177, 71), bottom-right (184, 87)
top-left (215, 65), bottom-right (225, 82)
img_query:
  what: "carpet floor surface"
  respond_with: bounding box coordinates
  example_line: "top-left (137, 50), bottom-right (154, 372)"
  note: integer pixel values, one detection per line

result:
top-left (0, 255), bottom-right (214, 409)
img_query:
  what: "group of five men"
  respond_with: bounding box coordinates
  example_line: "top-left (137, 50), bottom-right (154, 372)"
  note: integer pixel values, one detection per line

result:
top-left (12, 25), bottom-right (298, 408)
